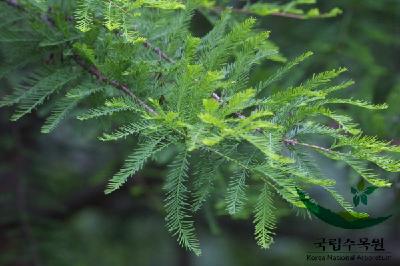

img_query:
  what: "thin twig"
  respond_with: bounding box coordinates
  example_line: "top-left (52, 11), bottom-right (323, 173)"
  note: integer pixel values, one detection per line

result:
top-left (211, 6), bottom-right (306, 19)
top-left (269, 12), bottom-right (306, 19)
top-left (143, 41), bottom-right (175, 64)
top-left (284, 138), bottom-right (333, 153)
top-left (72, 55), bottom-right (155, 114)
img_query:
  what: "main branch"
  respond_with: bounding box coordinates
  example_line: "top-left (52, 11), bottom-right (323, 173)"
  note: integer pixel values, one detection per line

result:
top-left (72, 55), bottom-right (155, 114)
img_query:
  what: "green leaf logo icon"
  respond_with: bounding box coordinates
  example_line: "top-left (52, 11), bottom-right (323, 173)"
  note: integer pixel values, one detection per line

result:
top-left (351, 183), bottom-right (378, 207)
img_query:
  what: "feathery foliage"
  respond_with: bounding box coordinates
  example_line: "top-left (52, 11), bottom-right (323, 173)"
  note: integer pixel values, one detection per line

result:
top-left (254, 184), bottom-right (276, 249)
top-left (226, 169), bottom-right (249, 215)
top-left (0, 0), bottom-right (399, 255)
top-left (105, 133), bottom-right (170, 194)
top-left (164, 149), bottom-right (201, 255)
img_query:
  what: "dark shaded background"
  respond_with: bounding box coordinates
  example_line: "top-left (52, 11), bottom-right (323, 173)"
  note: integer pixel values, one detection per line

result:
top-left (1, 0), bottom-right (399, 265)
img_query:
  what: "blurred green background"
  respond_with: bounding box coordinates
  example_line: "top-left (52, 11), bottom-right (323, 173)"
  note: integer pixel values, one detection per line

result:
top-left (1, 0), bottom-right (399, 265)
